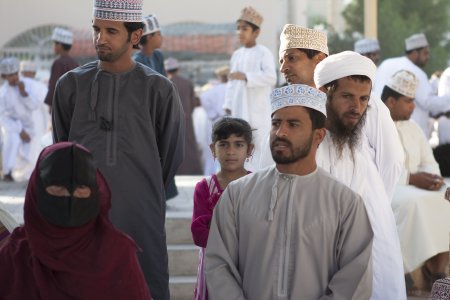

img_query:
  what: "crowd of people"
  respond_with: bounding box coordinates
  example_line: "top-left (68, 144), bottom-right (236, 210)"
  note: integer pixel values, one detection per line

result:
top-left (0, 0), bottom-right (450, 299)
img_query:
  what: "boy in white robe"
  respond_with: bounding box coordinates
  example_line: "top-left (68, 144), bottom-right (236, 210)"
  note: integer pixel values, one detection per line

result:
top-left (314, 51), bottom-right (407, 299)
top-left (206, 84), bottom-right (374, 299)
top-left (223, 6), bottom-right (277, 171)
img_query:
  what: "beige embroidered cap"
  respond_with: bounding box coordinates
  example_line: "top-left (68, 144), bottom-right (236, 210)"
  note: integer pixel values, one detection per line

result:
top-left (238, 6), bottom-right (263, 27)
top-left (387, 70), bottom-right (418, 98)
top-left (279, 24), bottom-right (329, 56)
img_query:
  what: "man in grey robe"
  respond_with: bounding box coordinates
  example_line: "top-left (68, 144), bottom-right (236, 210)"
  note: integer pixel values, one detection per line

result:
top-left (205, 84), bottom-right (373, 299)
top-left (51, 1), bottom-right (184, 299)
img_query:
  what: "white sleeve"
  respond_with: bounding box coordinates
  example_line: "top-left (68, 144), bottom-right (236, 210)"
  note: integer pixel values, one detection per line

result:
top-left (245, 47), bottom-right (277, 88)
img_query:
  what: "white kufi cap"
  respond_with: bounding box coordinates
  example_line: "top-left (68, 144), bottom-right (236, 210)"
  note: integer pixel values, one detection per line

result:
top-left (314, 51), bottom-right (377, 88)
top-left (405, 33), bottom-right (428, 51)
top-left (387, 70), bottom-right (418, 98)
top-left (164, 57), bottom-right (179, 71)
top-left (0, 57), bottom-right (20, 75)
top-left (20, 61), bottom-right (37, 72)
top-left (51, 27), bottom-right (74, 45)
top-left (271, 84), bottom-right (327, 117)
top-left (143, 14), bottom-right (161, 35)
top-left (354, 38), bottom-right (380, 54)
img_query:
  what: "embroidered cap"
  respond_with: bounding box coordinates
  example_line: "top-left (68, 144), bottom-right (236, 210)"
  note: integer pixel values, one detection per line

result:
top-left (354, 38), bottom-right (380, 54)
top-left (51, 27), bottom-right (74, 45)
top-left (214, 66), bottom-right (230, 77)
top-left (405, 33), bottom-right (428, 51)
top-left (0, 57), bottom-right (20, 75)
top-left (143, 14), bottom-right (161, 36)
top-left (279, 24), bottom-right (329, 56)
top-left (314, 51), bottom-right (377, 88)
top-left (93, 0), bottom-right (143, 22)
top-left (271, 84), bottom-right (327, 117)
top-left (238, 6), bottom-right (263, 27)
top-left (20, 61), bottom-right (37, 73)
top-left (164, 57), bottom-right (179, 71)
top-left (387, 70), bottom-right (418, 98)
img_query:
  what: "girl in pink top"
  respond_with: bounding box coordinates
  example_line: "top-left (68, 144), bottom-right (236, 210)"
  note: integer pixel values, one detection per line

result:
top-left (191, 117), bottom-right (254, 300)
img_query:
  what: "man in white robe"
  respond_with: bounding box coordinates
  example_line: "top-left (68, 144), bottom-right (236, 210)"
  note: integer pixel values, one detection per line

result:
top-left (374, 33), bottom-right (450, 138)
top-left (313, 51), bottom-right (406, 300)
top-left (260, 24), bottom-right (404, 200)
top-left (223, 6), bottom-right (277, 171)
top-left (206, 84), bottom-right (374, 299)
top-left (0, 57), bottom-right (42, 181)
top-left (380, 70), bottom-right (450, 289)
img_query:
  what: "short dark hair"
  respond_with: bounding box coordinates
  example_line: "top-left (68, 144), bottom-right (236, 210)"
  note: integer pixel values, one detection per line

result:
top-left (405, 46), bottom-right (426, 55)
top-left (239, 20), bottom-right (259, 32)
top-left (124, 22), bottom-right (144, 49)
top-left (297, 48), bottom-right (324, 59)
top-left (55, 42), bottom-right (72, 51)
top-left (211, 117), bottom-right (254, 145)
top-left (380, 85), bottom-right (403, 102)
top-left (305, 107), bottom-right (326, 129)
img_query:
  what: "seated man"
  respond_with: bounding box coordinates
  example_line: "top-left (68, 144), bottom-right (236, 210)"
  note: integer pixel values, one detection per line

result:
top-left (381, 70), bottom-right (450, 290)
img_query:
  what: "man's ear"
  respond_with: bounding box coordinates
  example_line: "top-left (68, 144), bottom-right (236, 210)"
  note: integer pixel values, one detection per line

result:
top-left (384, 96), bottom-right (396, 110)
top-left (131, 28), bottom-right (143, 46)
top-left (314, 52), bottom-right (327, 64)
top-left (314, 127), bottom-right (326, 145)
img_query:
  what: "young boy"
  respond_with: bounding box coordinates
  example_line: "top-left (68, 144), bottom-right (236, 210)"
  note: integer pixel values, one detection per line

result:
top-left (223, 6), bottom-right (276, 171)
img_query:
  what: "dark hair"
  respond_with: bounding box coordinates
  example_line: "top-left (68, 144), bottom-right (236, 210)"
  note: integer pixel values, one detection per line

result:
top-left (324, 75), bottom-right (372, 97)
top-left (305, 107), bottom-right (326, 129)
top-left (211, 117), bottom-right (253, 145)
top-left (405, 46), bottom-right (426, 55)
top-left (55, 42), bottom-right (72, 51)
top-left (239, 20), bottom-right (260, 32)
top-left (124, 22), bottom-right (144, 49)
top-left (380, 85), bottom-right (403, 102)
top-left (297, 48), bottom-right (324, 59)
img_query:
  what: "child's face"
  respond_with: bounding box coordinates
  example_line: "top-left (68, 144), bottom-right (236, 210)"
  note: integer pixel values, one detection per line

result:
top-left (236, 20), bottom-right (259, 47)
top-left (211, 134), bottom-right (251, 172)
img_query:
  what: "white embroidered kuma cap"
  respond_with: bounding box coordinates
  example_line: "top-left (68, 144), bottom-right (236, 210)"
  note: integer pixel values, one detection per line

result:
top-left (271, 84), bottom-right (327, 117)
top-left (387, 70), bottom-right (418, 98)
top-left (143, 14), bottom-right (161, 36)
top-left (279, 24), bottom-right (329, 57)
top-left (51, 27), bottom-right (74, 45)
top-left (93, 0), bottom-right (143, 22)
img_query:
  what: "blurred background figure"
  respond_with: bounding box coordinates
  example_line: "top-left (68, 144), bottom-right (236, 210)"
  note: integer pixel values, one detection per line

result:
top-left (166, 57), bottom-right (203, 175)
top-left (44, 27), bottom-right (78, 109)
top-left (0, 57), bottom-right (42, 182)
top-left (354, 37), bottom-right (381, 65)
top-left (20, 61), bottom-right (50, 168)
top-left (134, 14), bottom-right (166, 76)
top-left (198, 66), bottom-right (229, 175)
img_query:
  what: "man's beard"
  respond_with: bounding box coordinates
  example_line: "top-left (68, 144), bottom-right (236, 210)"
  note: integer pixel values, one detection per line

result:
top-left (270, 133), bottom-right (313, 164)
top-left (96, 38), bottom-right (131, 62)
top-left (327, 104), bottom-right (368, 159)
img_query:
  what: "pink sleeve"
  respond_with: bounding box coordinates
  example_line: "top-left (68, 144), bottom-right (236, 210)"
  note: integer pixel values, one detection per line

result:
top-left (191, 179), bottom-right (213, 248)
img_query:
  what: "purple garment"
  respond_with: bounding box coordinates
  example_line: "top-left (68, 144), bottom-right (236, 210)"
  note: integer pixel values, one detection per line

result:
top-left (44, 54), bottom-right (78, 107)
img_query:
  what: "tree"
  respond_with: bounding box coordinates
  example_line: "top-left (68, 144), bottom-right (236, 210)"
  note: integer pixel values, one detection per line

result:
top-left (342, 0), bottom-right (450, 75)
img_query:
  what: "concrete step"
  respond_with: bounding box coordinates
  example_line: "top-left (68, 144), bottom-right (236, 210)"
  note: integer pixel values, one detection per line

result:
top-left (169, 276), bottom-right (196, 300)
top-left (168, 244), bottom-right (199, 276)
top-left (165, 213), bottom-right (193, 245)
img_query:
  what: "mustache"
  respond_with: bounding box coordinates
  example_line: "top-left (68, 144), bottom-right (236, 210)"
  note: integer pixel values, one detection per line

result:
top-left (343, 110), bottom-right (361, 118)
top-left (95, 45), bottom-right (111, 51)
top-left (271, 137), bottom-right (292, 147)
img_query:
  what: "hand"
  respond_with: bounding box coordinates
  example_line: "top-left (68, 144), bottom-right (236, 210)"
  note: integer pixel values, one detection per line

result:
top-left (228, 72), bottom-right (246, 81)
top-left (409, 172), bottom-right (444, 191)
top-left (17, 81), bottom-right (28, 97)
top-left (19, 130), bottom-right (31, 143)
